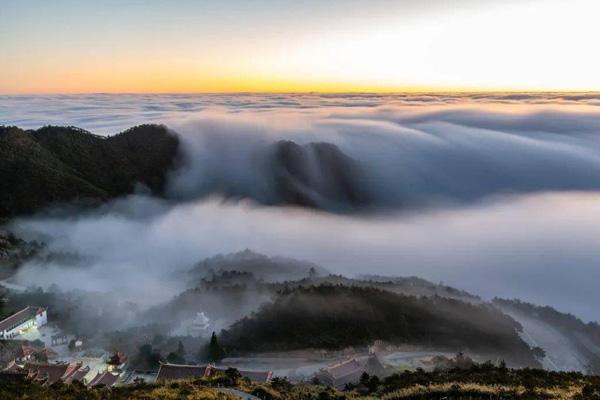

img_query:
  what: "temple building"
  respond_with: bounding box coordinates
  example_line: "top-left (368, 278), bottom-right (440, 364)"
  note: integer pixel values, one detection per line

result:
top-left (6, 361), bottom-right (116, 387)
top-left (314, 354), bottom-right (384, 389)
top-left (24, 362), bottom-right (77, 386)
top-left (88, 370), bottom-right (120, 387)
top-left (0, 306), bottom-right (47, 339)
top-left (156, 363), bottom-right (210, 381)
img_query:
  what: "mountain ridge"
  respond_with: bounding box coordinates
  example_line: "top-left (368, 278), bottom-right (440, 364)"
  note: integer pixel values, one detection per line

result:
top-left (0, 124), bottom-right (180, 218)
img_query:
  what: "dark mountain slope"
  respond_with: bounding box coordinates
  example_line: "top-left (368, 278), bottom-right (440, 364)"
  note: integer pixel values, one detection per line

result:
top-left (1, 125), bottom-right (374, 216)
top-left (270, 140), bottom-right (371, 209)
top-left (221, 285), bottom-right (540, 368)
top-left (0, 125), bottom-right (179, 217)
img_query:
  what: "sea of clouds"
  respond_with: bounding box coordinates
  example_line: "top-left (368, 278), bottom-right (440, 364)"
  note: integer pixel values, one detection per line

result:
top-left (4, 93), bottom-right (600, 321)
top-left (3, 92), bottom-right (600, 133)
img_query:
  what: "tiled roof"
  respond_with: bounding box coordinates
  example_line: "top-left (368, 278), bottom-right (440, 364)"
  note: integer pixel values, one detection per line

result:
top-left (20, 345), bottom-right (57, 360)
top-left (358, 354), bottom-right (384, 374)
top-left (88, 371), bottom-right (119, 387)
top-left (22, 362), bottom-right (99, 386)
top-left (0, 369), bottom-right (27, 381)
top-left (316, 355), bottom-right (385, 388)
top-left (64, 366), bottom-right (89, 384)
top-left (0, 306), bottom-right (45, 332)
top-left (325, 358), bottom-right (362, 379)
top-left (61, 362), bottom-right (83, 381)
top-left (24, 362), bottom-right (69, 386)
top-left (3, 360), bottom-right (20, 372)
top-left (156, 363), bottom-right (209, 381)
top-left (20, 345), bottom-right (44, 358)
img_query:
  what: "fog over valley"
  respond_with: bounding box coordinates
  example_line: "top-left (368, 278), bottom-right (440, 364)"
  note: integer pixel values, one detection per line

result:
top-left (4, 94), bottom-right (600, 319)
top-left (4, 93), bottom-right (600, 379)
top-left (9, 191), bottom-right (600, 321)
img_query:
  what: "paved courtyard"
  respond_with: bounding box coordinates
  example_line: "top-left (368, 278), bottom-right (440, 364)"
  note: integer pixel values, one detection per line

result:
top-left (17, 325), bottom-right (75, 358)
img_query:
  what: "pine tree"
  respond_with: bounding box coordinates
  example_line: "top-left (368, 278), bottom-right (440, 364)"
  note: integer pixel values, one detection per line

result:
top-left (176, 340), bottom-right (185, 357)
top-left (208, 332), bottom-right (225, 362)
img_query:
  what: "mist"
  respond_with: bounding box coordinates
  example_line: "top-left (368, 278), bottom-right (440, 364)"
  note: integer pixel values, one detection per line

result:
top-left (5, 94), bottom-right (600, 323)
top-left (8, 190), bottom-right (600, 322)
top-left (166, 106), bottom-right (600, 208)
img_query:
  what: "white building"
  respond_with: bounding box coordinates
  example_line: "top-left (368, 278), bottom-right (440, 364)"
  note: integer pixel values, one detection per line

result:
top-left (0, 306), bottom-right (47, 339)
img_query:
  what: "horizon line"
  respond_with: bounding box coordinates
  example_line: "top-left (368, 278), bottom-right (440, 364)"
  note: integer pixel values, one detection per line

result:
top-left (2, 90), bottom-right (600, 96)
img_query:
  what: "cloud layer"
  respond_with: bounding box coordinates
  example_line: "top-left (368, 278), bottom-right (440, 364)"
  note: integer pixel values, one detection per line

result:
top-left (3, 92), bottom-right (600, 133)
top-left (5, 93), bottom-right (600, 322)
top-left (11, 191), bottom-right (600, 322)
top-left (164, 101), bottom-right (600, 209)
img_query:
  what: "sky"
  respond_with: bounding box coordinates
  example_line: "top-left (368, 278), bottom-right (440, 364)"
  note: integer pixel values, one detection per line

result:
top-left (2, 0), bottom-right (600, 93)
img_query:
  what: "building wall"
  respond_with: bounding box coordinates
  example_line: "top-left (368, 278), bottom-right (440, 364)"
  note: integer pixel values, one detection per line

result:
top-left (1, 319), bottom-right (35, 339)
top-left (0, 310), bottom-right (47, 339)
top-left (35, 310), bottom-right (47, 327)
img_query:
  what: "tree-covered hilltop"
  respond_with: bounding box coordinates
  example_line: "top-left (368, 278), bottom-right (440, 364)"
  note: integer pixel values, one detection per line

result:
top-left (145, 265), bottom-right (483, 336)
top-left (221, 285), bottom-right (540, 367)
top-left (188, 249), bottom-right (328, 283)
top-left (0, 124), bottom-right (179, 218)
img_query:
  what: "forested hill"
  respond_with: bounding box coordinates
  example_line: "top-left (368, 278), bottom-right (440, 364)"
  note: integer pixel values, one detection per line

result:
top-left (221, 285), bottom-right (541, 368)
top-left (0, 124), bottom-right (179, 218)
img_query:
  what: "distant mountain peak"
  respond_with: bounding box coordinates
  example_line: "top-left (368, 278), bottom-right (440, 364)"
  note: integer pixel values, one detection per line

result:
top-left (189, 249), bottom-right (328, 283)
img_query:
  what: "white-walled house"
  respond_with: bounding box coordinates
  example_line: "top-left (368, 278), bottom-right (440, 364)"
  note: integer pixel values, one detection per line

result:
top-left (0, 306), bottom-right (47, 339)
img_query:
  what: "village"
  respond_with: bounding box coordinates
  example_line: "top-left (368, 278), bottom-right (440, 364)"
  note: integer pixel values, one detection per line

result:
top-left (0, 305), bottom-right (441, 390)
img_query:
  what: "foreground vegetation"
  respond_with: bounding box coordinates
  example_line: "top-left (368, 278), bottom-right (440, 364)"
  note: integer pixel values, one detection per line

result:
top-left (2, 365), bottom-right (600, 399)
